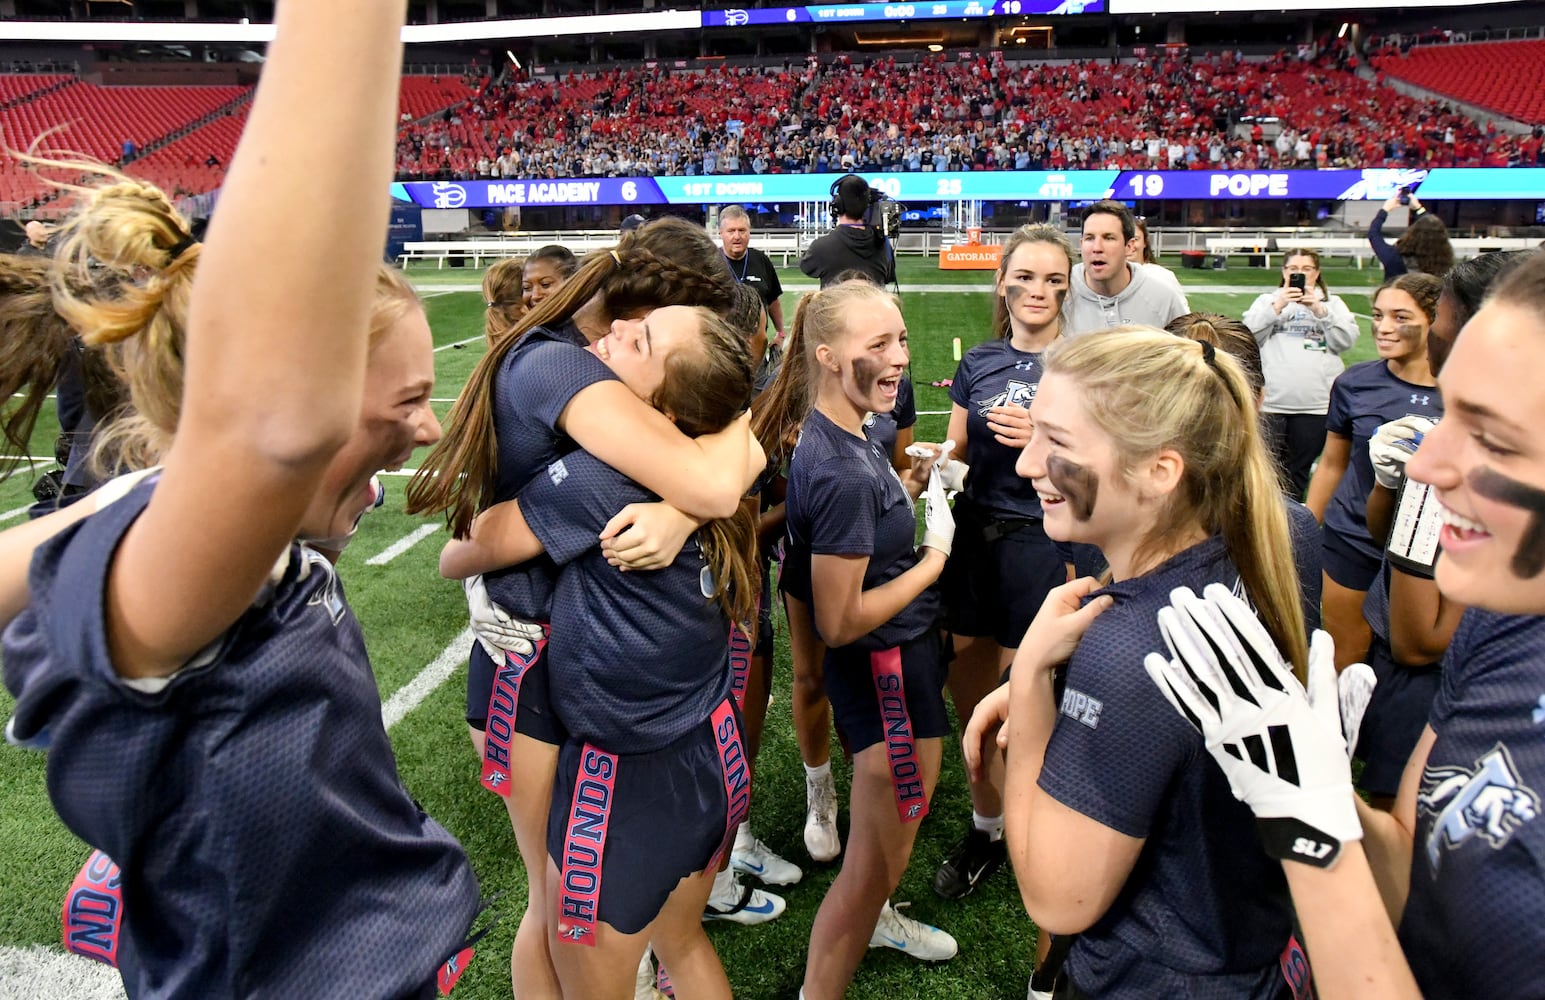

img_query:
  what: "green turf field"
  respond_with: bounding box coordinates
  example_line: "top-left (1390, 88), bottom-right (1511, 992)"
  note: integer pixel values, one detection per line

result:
top-left (0, 255), bottom-right (1387, 999)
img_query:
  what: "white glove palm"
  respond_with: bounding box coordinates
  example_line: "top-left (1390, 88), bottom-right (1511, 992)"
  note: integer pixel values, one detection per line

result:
top-left (1142, 584), bottom-right (1367, 868)
top-left (904, 441), bottom-right (969, 496)
top-left (465, 574), bottom-right (544, 661)
top-left (920, 461), bottom-right (956, 557)
top-left (1369, 415), bottom-right (1436, 490)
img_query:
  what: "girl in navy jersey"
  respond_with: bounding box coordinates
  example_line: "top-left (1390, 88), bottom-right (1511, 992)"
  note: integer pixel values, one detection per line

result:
top-left (933, 224), bottom-right (1075, 902)
top-left (761, 279), bottom-right (959, 997)
top-left (987, 329), bottom-right (1310, 998)
top-left (439, 307), bottom-right (757, 1000)
top-left (408, 218), bottom-right (755, 1000)
top-left (1139, 252), bottom-right (1545, 1000)
top-left (1307, 273), bottom-right (1444, 670)
top-left (2, 4), bottom-right (482, 996)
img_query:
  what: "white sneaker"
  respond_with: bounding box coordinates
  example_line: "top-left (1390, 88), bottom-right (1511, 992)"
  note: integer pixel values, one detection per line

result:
top-left (732, 833), bottom-right (803, 886)
top-left (804, 773), bottom-right (841, 862)
top-left (868, 901), bottom-right (957, 962)
top-left (701, 869), bottom-right (786, 925)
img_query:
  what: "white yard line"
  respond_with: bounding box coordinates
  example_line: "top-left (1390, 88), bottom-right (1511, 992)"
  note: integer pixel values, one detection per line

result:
top-left (364, 524), bottom-right (440, 566)
top-left (380, 626), bottom-right (475, 730)
top-left (433, 335), bottom-right (483, 353)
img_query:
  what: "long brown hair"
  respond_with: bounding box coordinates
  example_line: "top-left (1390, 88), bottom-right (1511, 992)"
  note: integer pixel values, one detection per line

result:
top-left (0, 255), bottom-right (90, 471)
top-left (407, 216), bottom-right (736, 537)
top-left (482, 256), bottom-right (525, 346)
top-left (1045, 329), bottom-right (1309, 675)
top-left (1395, 213), bottom-right (1455, 277)
top-left (651, 307), bottom-right (760, 624)
top-left (990, 224), bottom-right (1074, 340)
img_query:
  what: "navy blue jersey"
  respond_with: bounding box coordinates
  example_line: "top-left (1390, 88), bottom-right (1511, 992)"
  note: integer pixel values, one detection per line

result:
top-left (484, 325), bottom-right (616, 620)
top-left (1040, 536), bottom-right (1295, 999)
top-left (861, 374), bottom-right (916, 462)
top-left (520, 450), bottom-right (732, 753)
top-left (1286, 498), bottom-right (1323, 634)
top-left (3, 484), bottom-right (479, 999)
top-left (1399, 609), bottom-right (1545, 998)
top-left (785, 408), bottom-right (938, 650)
top-left (1324, 361), bottom-right (1443, 564)
top-left (949, 339), bottom-right (1046, 519)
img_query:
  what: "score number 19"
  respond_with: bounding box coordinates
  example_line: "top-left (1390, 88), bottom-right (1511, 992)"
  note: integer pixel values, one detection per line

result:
top-left (1125, 173), bottom-right (1165, 198)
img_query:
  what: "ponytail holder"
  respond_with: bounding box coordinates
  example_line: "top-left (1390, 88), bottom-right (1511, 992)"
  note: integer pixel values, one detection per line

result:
top-left (1198, 340), bottom-right (1217, 368)
top-left (609, 249), bottom-right (622, 268)
top-left (167, 233), bottom-right (198, 261)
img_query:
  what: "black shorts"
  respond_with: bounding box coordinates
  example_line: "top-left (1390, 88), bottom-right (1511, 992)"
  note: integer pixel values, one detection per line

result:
top-left (940, 497), bottom-right (1068, 649)
top-left (1355, 636), bottom-right (1441, 798)
top-left (824, 631), bottom-right (947, 823)
top-left (548, 699), bottom-right (749, 938)
top-left (466, 633), bottom-right (567, 752)
top-left (1322, 524), bottom-right (1382, 591)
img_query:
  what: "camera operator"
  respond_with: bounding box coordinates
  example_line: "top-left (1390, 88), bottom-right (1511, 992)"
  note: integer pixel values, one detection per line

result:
top-left (800, 174), bottom-right (897, 289)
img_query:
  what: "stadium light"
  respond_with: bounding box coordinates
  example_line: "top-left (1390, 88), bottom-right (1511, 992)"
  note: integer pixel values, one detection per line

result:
top-left (0, 10), bottom-right (702, 43)
top-left (1337, 21), bottom-right (1349, 38)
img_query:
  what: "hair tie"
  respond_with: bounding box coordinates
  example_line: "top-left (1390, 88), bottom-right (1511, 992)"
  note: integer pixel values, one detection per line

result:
top-left (609, 249), bottom-right (622, 268)
top-left (1198, 340), bottom-right (1217, 367)
top-left (167, 232), bottom-right (198, 261)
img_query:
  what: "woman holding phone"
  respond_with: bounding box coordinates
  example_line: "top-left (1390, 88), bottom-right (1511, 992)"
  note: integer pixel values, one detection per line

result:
top-left (1244, 249), bottom-right (1360, 498)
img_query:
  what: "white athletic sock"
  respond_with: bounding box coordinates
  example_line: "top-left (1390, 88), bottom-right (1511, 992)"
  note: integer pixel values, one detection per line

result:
top-left (712, 866), bottom-right (736, 896)
top-left (973, 811), bottom-right (1005, 842)
top-left (734, 820), bottom-right (754, 851)
top-left (804, 760), bottom-right (832, 783)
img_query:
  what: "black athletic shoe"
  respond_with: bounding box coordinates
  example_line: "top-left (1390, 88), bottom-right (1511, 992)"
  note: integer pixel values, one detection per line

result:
top-left (933, 827), bottom-right (1007, 900)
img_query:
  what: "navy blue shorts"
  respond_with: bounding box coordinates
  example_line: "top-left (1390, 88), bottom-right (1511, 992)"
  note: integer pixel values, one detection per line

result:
top-left (940, 498), bottom-right (1067, 649)
top-left (1355, 636), bottom-right (1441, 798)
top-left (466, 636), bottom-right (566, 747)
top-left (548, 699), bottom-right (749, 938)
top-left (1322, 524), bottom-right (1382, 591)
top-left (824, 631), bottom-right (947, 823)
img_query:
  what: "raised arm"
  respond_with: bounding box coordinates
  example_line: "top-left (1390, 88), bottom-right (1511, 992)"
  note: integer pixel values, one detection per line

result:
top-left (559, 381), bottom-right (759, 519)
top-left (1388, 570), bottom-right (1465, 665)
top-left (105, 0), bottom-right (407, 678)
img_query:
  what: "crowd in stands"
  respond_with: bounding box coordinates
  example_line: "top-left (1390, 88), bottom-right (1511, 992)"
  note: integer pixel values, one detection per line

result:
top-left (394, 47), bottom-right (1541, 181)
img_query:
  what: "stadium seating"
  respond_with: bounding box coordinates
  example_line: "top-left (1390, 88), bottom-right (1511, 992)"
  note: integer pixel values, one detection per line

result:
top-left (396, 50), bottom-right (1525, 181)
top-left (1373, 40), bottom-right (1545, 127)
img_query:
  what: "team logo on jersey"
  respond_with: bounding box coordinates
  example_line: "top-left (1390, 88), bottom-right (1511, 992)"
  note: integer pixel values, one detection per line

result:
top-left (1533, 695), bottom-right (1545, 725)
top-left (1420, 743), bottom-right (1541, 872)
top-left (1059, 686), bottom-right (1103, 729)
top-left (303, 549), bottom-right (347, 625)
top-left (976, 379), bottom-right (1036, 416)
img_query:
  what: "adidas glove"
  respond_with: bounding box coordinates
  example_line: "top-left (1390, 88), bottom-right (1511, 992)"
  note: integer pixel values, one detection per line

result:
top-left (465, 574), bottom-right (543, 661)
top-left (1369, 415), bottom-right (1436, 491)
top-left (1142, 584), bottom-right (1364, 868)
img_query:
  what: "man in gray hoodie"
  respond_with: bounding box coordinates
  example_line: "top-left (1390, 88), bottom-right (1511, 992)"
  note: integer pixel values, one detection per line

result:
top-left (1064, 201), bottom-right (1189, 335)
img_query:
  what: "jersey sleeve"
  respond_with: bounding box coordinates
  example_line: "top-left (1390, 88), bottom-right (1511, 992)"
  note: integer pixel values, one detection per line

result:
top-left (893, 376), bottom-right (917, 431)
top-left (503, 341), bottom-right (618, 430)
top-left (806, 458), bottom-right (879, 557)
top-left (947, 355), bottom-right (971, 409)
top-left (1037, 610), bottom-right (1199, 838)
top-left (762, 251), bottom-right (784, 301)
top-left (518, 451), bottom-right (653, 566)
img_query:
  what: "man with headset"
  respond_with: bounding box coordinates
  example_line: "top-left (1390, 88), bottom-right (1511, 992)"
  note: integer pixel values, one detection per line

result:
top-left (799, 174), bottom-right (896, 289)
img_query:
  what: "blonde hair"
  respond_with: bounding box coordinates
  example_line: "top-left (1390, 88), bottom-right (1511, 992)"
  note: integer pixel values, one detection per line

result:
top-left (482, 256), bottom-right (526, 346)
top-left (751, 279), bottom-right (898, 469)
top-left (33, 167), bottom-right (420, 474)
top-left (1044, 328), bottom-right (1309, 674)
top-left (991, 224), bottom-right (1075, 340)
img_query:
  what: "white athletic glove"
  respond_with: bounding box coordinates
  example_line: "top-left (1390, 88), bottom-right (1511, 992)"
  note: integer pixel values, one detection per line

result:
top-left (905, 442), bottom-right (968, 495)
top-left (465, 574), bottom-right (542, 661)
top-left (1328, 659), bottom-right (1377, 762)
top-left (1142, 584), bottom-right (1364, 868)
top-left (1369, 415), bottom-right (1436, 491)
top-left (920, 462), bottom-right (956, 557)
